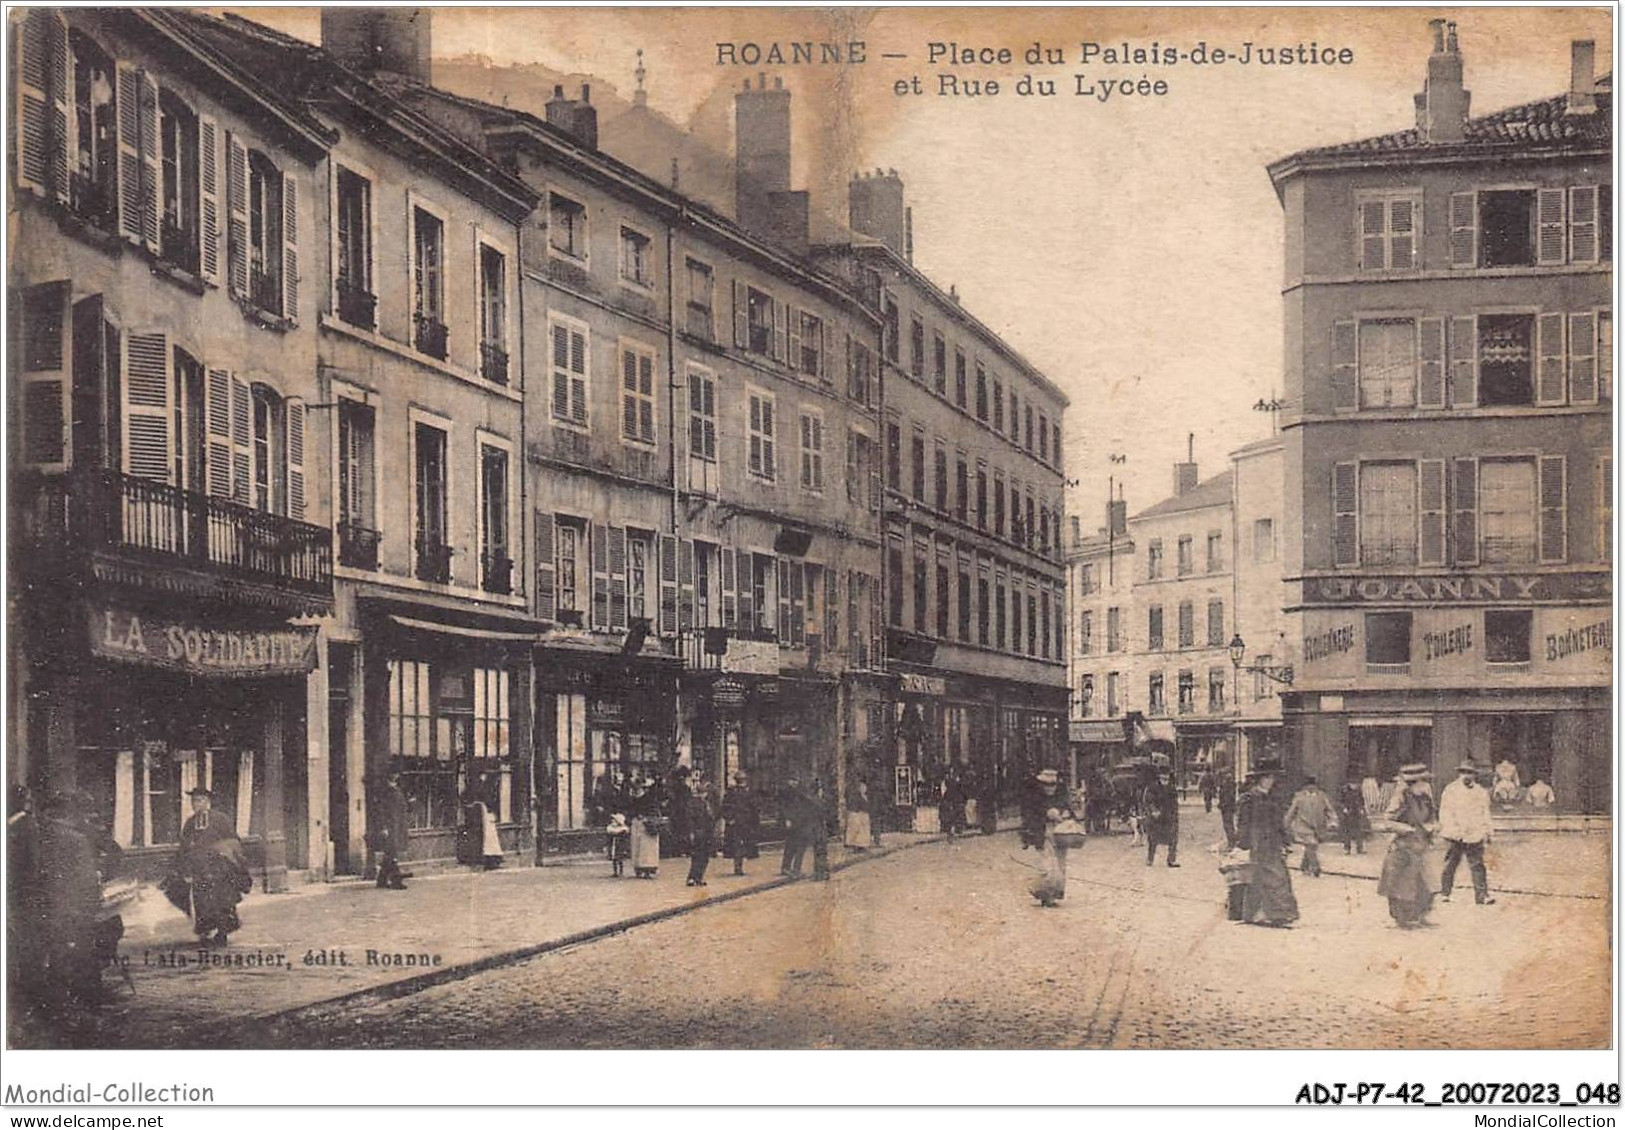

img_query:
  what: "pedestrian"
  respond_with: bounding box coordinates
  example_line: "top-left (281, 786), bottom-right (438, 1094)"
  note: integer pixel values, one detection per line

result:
top-left (1026, 768), bottom-right (1082, 908)
top-left (1438, 760), bottom-right (1495, 906)
top-left (605, 812), bottom-right (630, 877)
top-left (1236, 759), bottom-right (1299, 928)
top-left (1142, 767), bottom-right (1180, 868)
top-left (1378, 763), bottom-right (1438, 927)
top-left (461, 793), bottom-right (503, 870)
top-left (779, 775), bottom-right (805, 876)
top-left (169, 787), bottom-right (251, 947)
top-left (1216, 766), bottom-right (1239, 850)
top-left (1200, 769), bottom-right (1216, 814)
top-left (685, 776), bottom-right (719, 888)
top-left (845, 778), bottom-right (874, 850)
top-left (721, 772), bottom-right (761, 876)
top-left (1283, 776), bottom-right (1336, 877)
top-left (806, 778), bottom-right (833, 880)
top-left (666, 765), bottom-right (693, 860)
top-left (1338, 777), bottom-right (1369, 854)
top-left (978, 768), bottom-right (999, 836)
top-left (938, 768), bottom-right (967, 840)
top-left (628, 776), bottom-right (662, 879)
top-left (373, 767), bottom-right (410, 890)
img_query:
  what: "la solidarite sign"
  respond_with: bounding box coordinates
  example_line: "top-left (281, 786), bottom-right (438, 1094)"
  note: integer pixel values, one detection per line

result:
top-left (88, 605), bottom-right (318, 678)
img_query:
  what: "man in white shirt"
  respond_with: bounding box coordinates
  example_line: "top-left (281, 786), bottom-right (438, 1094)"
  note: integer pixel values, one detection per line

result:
top-left (1438, 760), bottom-right (1495, 905)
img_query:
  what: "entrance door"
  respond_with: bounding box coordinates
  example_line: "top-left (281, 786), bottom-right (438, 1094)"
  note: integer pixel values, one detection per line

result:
top-left (328, 644), bottom-right (354, 873)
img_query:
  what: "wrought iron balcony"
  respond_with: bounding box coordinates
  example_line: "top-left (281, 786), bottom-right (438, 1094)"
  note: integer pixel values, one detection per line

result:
top-left (415, 536), bottom-right (454, 584)
top-left (249, 265), bottom-right (282, 317)
top-left (17, 470), bottom-right (332, 605)
top-left (337, 282), bottom-right (377, 331)
top-left (69, 172), bottom-right (116, 231)
top-left (481, 549), bottom-right (514, 595)
top-left (480, 341), bottom-right (510, 385)
top-left (414, 314), bottom-right (449, 361)
top-left (338, 522), bottom-right (381, 570)
top-left (160, 218), bottom-right (200, 276)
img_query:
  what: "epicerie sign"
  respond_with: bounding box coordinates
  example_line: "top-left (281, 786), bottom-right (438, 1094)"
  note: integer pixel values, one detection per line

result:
top-left (88, 605), bottom-right (319, 678)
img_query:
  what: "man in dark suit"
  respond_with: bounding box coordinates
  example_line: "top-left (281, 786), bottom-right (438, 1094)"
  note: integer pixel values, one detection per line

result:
top-left (374, 767), bottom-right (410, 890)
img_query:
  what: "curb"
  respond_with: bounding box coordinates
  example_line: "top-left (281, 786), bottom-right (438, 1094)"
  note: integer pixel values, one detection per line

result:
top-left (1311, 863), bottom-right (1602, 900)
top-left (255, 828), bottom-right (1000, 1030)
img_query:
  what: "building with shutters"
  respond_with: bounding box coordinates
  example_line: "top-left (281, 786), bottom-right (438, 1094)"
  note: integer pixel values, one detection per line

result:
top-left (1064, 498), bottom-right (1137, 782)
top-left (169, 10), bottom-right (544, 873)
top-left (812, 178), bottom-right (1071, 828)
top-left (1268, 23), bottom-right (1612, 811)
top-left (9, 9), bottom-right (334, 886)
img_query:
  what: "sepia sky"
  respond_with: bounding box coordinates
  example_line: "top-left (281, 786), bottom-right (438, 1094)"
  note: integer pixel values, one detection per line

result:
top-left (232, 5), bottom-right (1613, 521)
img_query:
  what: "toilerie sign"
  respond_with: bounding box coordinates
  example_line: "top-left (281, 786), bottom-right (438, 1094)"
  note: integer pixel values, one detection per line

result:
top-left (89, 606), bottom-right (319, 678)
top-left (1301, 571), bottom-right (1611, 605)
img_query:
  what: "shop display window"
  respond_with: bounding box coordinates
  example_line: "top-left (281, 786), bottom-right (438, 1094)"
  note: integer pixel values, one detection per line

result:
top-left (390, 658), bottom-right (516, 831)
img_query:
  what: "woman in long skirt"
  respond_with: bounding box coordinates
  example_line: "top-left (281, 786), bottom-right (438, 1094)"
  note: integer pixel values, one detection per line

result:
top-left (1026, 769), bottom-right (1078, 908)
top-left (627, 779), bottom-right (662, 879)
top-left (1237, 760), bottom-right (1299, 928)
top-left (845, 779), bottom-right (874, 850)
top-left (1378, 764), bottom-right (1437, 927)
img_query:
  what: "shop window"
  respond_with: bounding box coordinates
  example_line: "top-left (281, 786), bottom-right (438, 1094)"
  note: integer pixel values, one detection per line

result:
top-left (1365, 611), bottom-right (1412, 672)
top-left (1478, 314), bottom-right (1535, 407)
top-left (1484, 609), bottom-right (1533, 665)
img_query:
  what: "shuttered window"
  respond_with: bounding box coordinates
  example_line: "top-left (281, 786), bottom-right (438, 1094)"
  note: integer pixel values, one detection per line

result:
top-left (687, 366), bottom-right (717, 462)
top-left (549, 316), bottom-right (588, 426)
top-left (747, 390), bottom-right (776, 481)
top-left (1357, 191), bottom-right (1420, 271)
top-left (1358, 319), bottom-right (1416, 408)
top-left (1479, 459), bottom-right (1537, 565)
top-left (1358, 461), bottom-right (1417, 566)
top-left (20, 282), bottom-right (70, 469)
top-left (1539, 455), bottom-right (1568, 564)
top-left (620, 343), bottom-right (656, 444)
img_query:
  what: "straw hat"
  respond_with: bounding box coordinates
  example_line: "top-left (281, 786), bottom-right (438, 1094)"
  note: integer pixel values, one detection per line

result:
top-left (1034, 768), bottom-right (1061, 784)
top-left (1397, 763), bottom-right (1431, 782)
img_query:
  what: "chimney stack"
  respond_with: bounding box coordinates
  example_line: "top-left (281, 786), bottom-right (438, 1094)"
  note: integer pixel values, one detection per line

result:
top-left (546, 84), bottom-right (599, 149)
top-left (1413, 18), bottom-right (1470, 142)
top-left (734, 75), bottom-right (809, 251)
top-left (1568, 40), bottom-right (1597, 115)
top-left (1107, 499), bottom-right (1128, 538)
top-left (321, 8), bottom-right (432, 83)
top-left (1174, 433), bottom-right (1198, 496)
top-left (1069, 516), bottom-right (1082, 547)
top-left (849, 168), bottom-right (909, 259)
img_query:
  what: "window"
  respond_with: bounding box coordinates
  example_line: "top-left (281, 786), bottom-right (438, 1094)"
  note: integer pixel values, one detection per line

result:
top-left (799, 311), bottom-right (823, 376)
top-left (1177, 601), bottom-right (1194, 648)
top-left (549, 192), bottom-right (587, 260)
top-left (1485, 610), bottom-right (1533, 665)
top-left (978, 578), bottom-right (991, 646)
top-left (685, 258), bottom-right (714, 338)
top-left (336, 168), bottom-right (374, 328)
top-left (1478, 189), bottom-right (1536, 268)
top-left (954, 350), bottom-right (967, 407)
top-left (1078, 610), bottom-right (1093, 655)
top-left (848, 338), bottom-right (874, 406)
top-left (1480, 458), bottom-right (1538, 564)
top-left (1040, 591), bottom-right (1051, 658)
top-left (249, 386), bottom-right (282, 514)
top-left (847, 430), bottom-right (876, 510)
top-left (975, 363), bottom-right (988, 420)
top-left (935, 445), bottom-right (949, 511)
top-left (391, 661), bottom-right (514, 831)
top-left (910, 316), bottom-right (925, 380)
top-left (1207, 599), bottom-right (1224, 647)
top-left (1176, 535), bottom-right (1193, 576)
top-left (958, 566), bottom-right (972, 641)
top-left (1600, 455), bottom-right (1613, 562)
top-left (1011, 586), bottom-right (1023, 652)
top-left (911, 429), bottom-right (927, 501)
top-left (1360, 461), bottom-right (1418, 566)
top-left (411, 205), bottom-right (445, 358)
top-left (1357, 191), bottom-right (1420, 271)
top-left (1009, 389), bottom-right (1019, 439)
top-left (936, 563), bottom-right (951, 639)
top-left (1147, 539), bottom-right (1163, 580)
top-left (1357, 319), bottom-right (1416, 408)
top-left (748, 390), bottom-right (776, 480)
top-left (1365, 611), bottom-right (1412, 671)
top-left (1038, 413), bottom-right (1049, 462)
top-left (883, 299), bottom-right (900, 364)
top-left (479, 443), bottom-right (512, 594)
top-left (751, 554), bottom-right (775, 635)
top-left (1077, 675), bottom-right (1095, 718)
top-left (1177, 671), bottom-right (1196, 714)
top-left (688, 366), bottom-right (717, 462)
top-left (955, 456), bottom-right (969, 522)
top-left (1478, 314), bottom-right (1535, 407)
top-left (992, 379), bottom-right (1004, 432)
top-left (1106, 673), bottom-right (1121, 717)
top-left (1078, 563), bottom-right (1095, 596)
top-left (620, 343), bottom-right (656, 445)
top-left (884, 420), bottom-right (902, 491)
top-left (549, 317), bottom-right (588, 427)
top-left (746, 286), bottom-right (773, 355)
top-left (933, 333), bottom-right (947, 394)
top-left (413, 421), bottom-right (450, 583)
top-left (1026, 592), bottom-right (1037, 655)
top-left (158, 91), bottom-right (199, 273)
top-left (912, 549), bottom-right (928, 630)
top-left (626, 534), bottom-right (650, 623)
top-left (69, 32), bottom-right (117, 229)
top-left (1253, 657), bottom-right (1276, 701)
top-left (337, 400), bottom-right (377, 567)
top-left (1106, 606), bottom-right (1122, 652)
top-left (1206, 530), bottom-right (1223, 573)
top-left (1024, 406), bottom-right (1034, 452)
top-left (479, 243), bottom-right (509, 383)
top-left (995, 578), bottom-right (1007, 649)
top-left (799, 411), bottom-right (824, 492)
top-left (619, 225), bottom-right (653, 288)
top-left (993, 472), bottom-right (1006, 535)
top-left (976, 466), bottom-right (988, 530)
top-left (1148, 605), bottom-right (1164, 650)
top-left (695, 543), bottom-right (715, 627)
top-left (1208, 668), bottom-right (1227, 713)
top-left (1148, 672), bottom-right (1166, 715)
top-left (248, 151), bottom-right (285, 315)
top-left (556, 519), bottom-right (583, 614)
top-left (1253, 518), bottom-right (1276, 563)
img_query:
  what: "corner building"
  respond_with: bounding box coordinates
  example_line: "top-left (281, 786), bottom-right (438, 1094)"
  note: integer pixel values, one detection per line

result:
top-left (1270, 26), bottom-right (1612, 811)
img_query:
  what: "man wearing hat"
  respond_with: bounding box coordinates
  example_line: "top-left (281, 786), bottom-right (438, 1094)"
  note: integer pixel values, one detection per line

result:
top-left (1141, 765), bottom-right (1180, 868)
top-left (373, 766), bottom-right (411, 890)
top-left (1235, 759), bottom-right (1299, 927)
top-left (1437, 760), bottom-right (1495, 905)
top-left (174, 787), bottom-right (251, 946)
top-left (1021, 768), bottom-right (1061, 850)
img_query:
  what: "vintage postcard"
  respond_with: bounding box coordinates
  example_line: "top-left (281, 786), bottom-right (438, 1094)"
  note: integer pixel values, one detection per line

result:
top-left (3, 2), bottom-right (1615, 1089)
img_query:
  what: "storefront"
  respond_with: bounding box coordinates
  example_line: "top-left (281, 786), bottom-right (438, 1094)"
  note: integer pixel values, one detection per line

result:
top-left (1069, 718), bottom-right (1129, 787)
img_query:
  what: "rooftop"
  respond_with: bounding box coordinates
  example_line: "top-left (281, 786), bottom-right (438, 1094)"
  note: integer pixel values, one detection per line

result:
top-left (1132, 470), bottom-right (1234, 521)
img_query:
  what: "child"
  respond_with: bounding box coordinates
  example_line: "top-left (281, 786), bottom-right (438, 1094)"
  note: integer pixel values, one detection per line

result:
top-left (605, 812), bottom-right (630, 878)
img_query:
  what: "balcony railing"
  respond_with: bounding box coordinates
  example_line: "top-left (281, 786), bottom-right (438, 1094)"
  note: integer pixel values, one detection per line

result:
top-left (19, 470), bottom-right (332, 597)
top-left (481, 549), bottom-right (514, 595)
top-left (414, 314), bottom-right (449, 361)
top-left (338, 522), bottom-right (381, 570)
top-left (337, 282), bottom-right (377, 331)
top-left (415, 536), bottom-right (453, 584)
top-left (480, 341), bottom-right (510, 385)
top-left (69, 172), bottom-right (116, 231)
top-left (678, 625), bottom-right (781, 673)
top-left (160, 218), bottom-right (200, 276)
top-left (249, 265), bottom-right (282, 317)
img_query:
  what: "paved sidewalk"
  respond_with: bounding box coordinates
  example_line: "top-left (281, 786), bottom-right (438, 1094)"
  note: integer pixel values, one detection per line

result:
top-left (17, 831), bottom-right (954, 1048)
top-left (1277, 828), bottom-right (1609, 899)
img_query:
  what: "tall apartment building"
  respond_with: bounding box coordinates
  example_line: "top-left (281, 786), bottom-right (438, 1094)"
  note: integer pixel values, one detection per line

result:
top-left (1064, 499), bottom-right (1136, 780)
top-left (813, 176), bottom-right (1071, 819)
top-left (1228, 435), bottom-right (1290, 774)
top-left (1269, 25), bottom-right (1612, 811)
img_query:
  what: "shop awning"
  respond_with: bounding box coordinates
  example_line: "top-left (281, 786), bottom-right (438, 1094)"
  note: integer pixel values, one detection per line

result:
top-left (388, 615), bottom-right (538, 643)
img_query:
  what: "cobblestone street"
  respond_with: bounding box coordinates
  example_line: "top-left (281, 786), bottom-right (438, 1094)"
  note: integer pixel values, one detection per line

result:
top-left (255, 809), bottom-right (1609, 1050)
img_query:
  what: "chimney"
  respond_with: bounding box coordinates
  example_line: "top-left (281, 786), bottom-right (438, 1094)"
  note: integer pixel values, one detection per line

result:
top-left (849, 168), bottom-right (908, 258)
top-left (1568, 40), bottom-right (1597, 115)
top-left (1069, 515), bottom-right (1082, 546)
top-left (1413, 19), bottom-right (1470, 142)
top-left (1174, 433), bottom-right (1198, 496)
top-left (733, 75), bottom-right (808, 250)
top-left (546, 84), bottom-right (599, 149)
top-left (1107, 500), bottom-right (1128, 538)
top-left (321, 8), bottom-right (432, 83)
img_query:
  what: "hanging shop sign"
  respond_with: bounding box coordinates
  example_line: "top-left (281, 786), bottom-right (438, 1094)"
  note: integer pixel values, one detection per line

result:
top-left (88, 606), bottom-right (318, 678)
top-left (721, 637), bottom-right (779, 676)
top-left (899, 672), bottom-right (947, 697)
top-left (588, 699), bottom-right (626, 726)
top-left (712, 678), bottom-right (747, 710)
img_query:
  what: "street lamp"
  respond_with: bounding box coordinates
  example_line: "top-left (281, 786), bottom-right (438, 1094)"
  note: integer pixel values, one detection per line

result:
top-left (1227, 634), bottom-right (1295, 687)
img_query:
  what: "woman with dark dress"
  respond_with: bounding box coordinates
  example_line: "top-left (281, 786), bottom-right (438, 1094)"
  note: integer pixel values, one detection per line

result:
top-left (1236, 760), bottom-right (1299, 928)
top-left (938, 769), bottom-right (968, 839)
top-left (1378, 763), bottom-right (1438, 927)
top-left (720, 773), bottom-right (761, 876)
